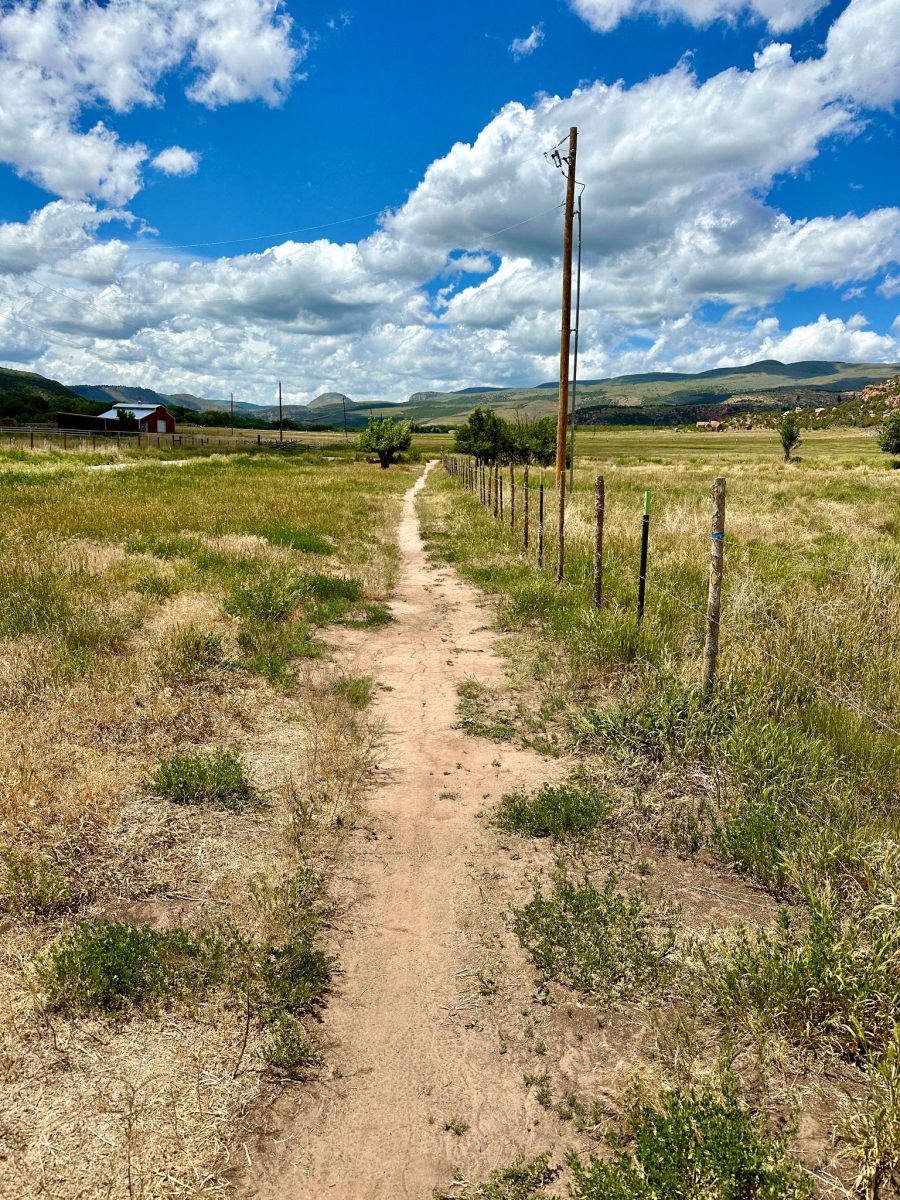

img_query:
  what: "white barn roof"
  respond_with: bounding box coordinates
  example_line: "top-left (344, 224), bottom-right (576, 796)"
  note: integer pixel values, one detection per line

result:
top-left (98, 403), bottom-right (164, 420)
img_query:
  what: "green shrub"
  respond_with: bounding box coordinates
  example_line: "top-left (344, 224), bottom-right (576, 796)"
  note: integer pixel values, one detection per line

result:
top-left (567, 1084), bottom-right (811, 1199)
top-left (148, 748), bottom-right (255, 811)
top-left (257, 931), bottom-right (331, 1019)
top-left (1, 849), bottom-right (73, 917)
top-left (41, 921), bottom-right (211, 1013)
top-left (495, 782), bottom-right (612, 840)
top-left (513, 870), bottom-right (674, 999)
top-left (236, 619), bottom-right (320, 683)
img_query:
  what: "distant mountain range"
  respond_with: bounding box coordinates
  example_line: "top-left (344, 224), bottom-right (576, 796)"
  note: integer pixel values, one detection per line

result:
top-left (0, 359), bottom-right (897, 428)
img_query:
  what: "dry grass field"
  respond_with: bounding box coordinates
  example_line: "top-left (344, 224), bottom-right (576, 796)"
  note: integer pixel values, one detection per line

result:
top-left (0, 448), bottom-right (411, 1197)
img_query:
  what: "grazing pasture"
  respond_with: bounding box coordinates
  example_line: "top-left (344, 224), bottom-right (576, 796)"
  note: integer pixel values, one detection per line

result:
top-left (421, 426), bottom-right (899, 1194)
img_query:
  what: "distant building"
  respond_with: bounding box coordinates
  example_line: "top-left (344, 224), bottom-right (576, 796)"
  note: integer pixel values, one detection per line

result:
top-left (97, 402), bottom-right (176, 433)
top-left (814, 407), bottom-right (826, 418)
top-left (696, 420), bottom-right (723, 431)
top-left (57, 403), bottom-right (176, 434)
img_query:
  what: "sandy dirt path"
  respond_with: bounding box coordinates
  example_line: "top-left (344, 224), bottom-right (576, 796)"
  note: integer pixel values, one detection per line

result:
top-left (241, 461), bottom-right (565, 1199)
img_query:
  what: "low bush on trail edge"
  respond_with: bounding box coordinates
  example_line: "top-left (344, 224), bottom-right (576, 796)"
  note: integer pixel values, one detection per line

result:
top-left (40, 921), bottom-right (218, 1013)
top-left (566, 1083), bottom-right (812, 1200)
top-left (495, 781), bottom-right (613, 840)
top-left (147, 748), bottom-right (255, 811)
top-left (513, 869), bottom-right (674, 999)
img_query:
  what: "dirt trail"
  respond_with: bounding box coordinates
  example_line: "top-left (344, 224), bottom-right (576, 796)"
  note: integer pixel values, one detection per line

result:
top-left (242, 461), bottom-right (565, 1198)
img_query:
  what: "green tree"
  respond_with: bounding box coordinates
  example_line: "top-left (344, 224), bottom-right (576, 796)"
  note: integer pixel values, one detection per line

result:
top-left (453, 407), bottom-right (510, 464)
top-left (780, 413), bottom-right (801, 461)
top-left (878, 409), bottom-right (900, 455)
top-left (357, 416), bottom-right (412, 469)
top-left (512, 416), bottom-right (557, 466)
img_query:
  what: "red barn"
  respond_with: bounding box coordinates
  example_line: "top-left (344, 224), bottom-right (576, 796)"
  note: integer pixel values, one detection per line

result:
top-left (97, 402), bottom-right (176, 433)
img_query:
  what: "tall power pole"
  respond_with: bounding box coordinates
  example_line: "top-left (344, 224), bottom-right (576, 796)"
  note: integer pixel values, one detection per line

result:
top-left (278, 380), bottom-right (283, 445)
top-left (554, 126), bottom-right (578, 485)
top-left (554, 126), bottom-right (580, 585)
top-left (230, 391), bottom-right (234, 435)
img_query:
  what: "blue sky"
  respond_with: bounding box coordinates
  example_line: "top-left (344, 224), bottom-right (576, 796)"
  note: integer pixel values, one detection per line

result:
top-left (0, 0), bottom-right (897, 404)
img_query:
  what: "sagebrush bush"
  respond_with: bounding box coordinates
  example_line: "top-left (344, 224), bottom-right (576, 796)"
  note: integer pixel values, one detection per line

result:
top-left (513, 869), bottom-right (674, 999)
top-left (263, 1012), bottom-right (321, 1072)
top-left (495, 782), bottom-right (612, 840)
top-left (148, 748), bottom-right (255, 811)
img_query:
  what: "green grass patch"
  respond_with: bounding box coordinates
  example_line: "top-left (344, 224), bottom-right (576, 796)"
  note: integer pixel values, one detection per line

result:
top-left (495, 781), bottom-right (613, 840)
top-left (332, 675), bottom-right (374, 708)
top-left (147, 748), bottom-right (255, 811)
top-left (433, 1154), bottom-right (556, 1199)
top-left (513, 869), bottom-right (674, 999)
top-left (157, 626), bottom-right (225, 687)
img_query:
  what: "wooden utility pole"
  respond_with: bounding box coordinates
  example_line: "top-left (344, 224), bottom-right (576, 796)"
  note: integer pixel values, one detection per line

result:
top-left (278, 381), bottom-right (283, 445)
top-left (703, 477), bottom-right (726, 690)
top-left (554, 126), bottom-right (578, 585)
top-left (230, 391), bottom-right (234, 434)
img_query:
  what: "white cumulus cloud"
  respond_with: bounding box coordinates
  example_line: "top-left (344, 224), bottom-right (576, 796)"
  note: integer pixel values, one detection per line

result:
top-left (570, 0), bottom-right (827, 33)
top-left (0, 0), bottom-right (304, 202)
top-left (151, 147), bottom-right (201, 177)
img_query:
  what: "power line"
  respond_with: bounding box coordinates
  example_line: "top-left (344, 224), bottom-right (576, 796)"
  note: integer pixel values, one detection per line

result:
top-left (167, 207), bottom-right (387, 250)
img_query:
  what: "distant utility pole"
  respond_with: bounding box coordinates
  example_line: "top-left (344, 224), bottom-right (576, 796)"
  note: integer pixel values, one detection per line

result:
top-left (548, 125), bottom-right (578, 585)
top-left (230, 391), bottom-right (234, 435)
top-left (342, 395), bottom-right (348, 440)
top-left (278, 380), bottom-right (284, 445)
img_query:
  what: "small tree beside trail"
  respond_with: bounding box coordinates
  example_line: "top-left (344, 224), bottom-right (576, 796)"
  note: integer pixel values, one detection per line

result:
top-left (453, 408), bottom-right (558, 466)
top-left (879, 409), bottom-right (900, 456)
top-left (357, 416), bottom-right (413, 469)
top-left (780, 413), bottom-right (801, 462)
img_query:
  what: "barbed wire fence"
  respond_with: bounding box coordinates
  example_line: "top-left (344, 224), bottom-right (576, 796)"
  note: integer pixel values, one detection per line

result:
top-left (440, 452), bottom-right (900, 739)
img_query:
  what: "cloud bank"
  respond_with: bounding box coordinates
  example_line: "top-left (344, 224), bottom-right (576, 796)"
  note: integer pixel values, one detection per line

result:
top-left (0, 0), bottom-right (898, 404)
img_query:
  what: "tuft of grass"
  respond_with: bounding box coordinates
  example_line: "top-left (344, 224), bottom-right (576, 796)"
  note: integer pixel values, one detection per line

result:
top-left (700, 887), bottom-right (900, 1059)
top-left (495, 781), bottom-right (612, 840)
top-left (457, 678), bottom-right (518, 742)
top-left (254, 523), bottom-right (332, 555)
top-left (133, 571), bottom-right (179, 601)
top-left (332, 675), bottom-right (374, 708)
top-left (1, 848), bottom-right (73, 917)
top-left (566, 1083), bottom-right (812, 1199)
top-left (157, 625), bottom-right (225, 687)
top-left (262, 1012), bottom-right (322, 1073)
top-left (513, 869), bottom-right (674, 1000)
top-left (443, 1116), bottom-right (470, 1136)
top-left (147, 748), bottom-right (255, 811)
top-left (224, 571), bottom-right (304, 623)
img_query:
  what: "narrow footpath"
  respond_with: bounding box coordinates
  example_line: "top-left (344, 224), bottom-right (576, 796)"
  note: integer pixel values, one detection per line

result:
top-left (242, 460), bottom-right (565, 1198)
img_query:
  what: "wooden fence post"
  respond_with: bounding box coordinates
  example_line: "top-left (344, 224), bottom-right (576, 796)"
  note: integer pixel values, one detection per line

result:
top-left (493, 463), bottom-right (499, 518)
top-left (538, 469), bottom-right (545, 570)
top-left (637, 491), bottom-right (650, 623)
top-left (509, 463), bottom-right (515, 530)
top-left (703, 477), bottom-right (726, 690)
top-left (593, 475), bottom-right (605, 608)
top-left (500, 476), bottom-right (504, 521)
top-left (523, 465), bottom-right (530, 551)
